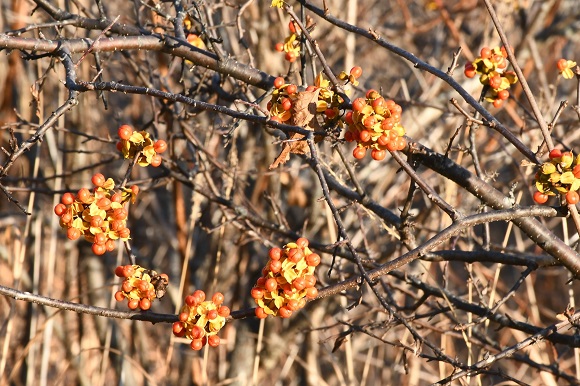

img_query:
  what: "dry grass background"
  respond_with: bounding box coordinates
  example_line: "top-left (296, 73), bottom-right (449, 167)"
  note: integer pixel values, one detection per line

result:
top-left (1, 0), bottom-right (580, 385)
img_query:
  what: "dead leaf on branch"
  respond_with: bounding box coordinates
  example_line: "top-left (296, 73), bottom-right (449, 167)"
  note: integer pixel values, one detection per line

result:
top-left (269, 89), bottom-right (321, 170)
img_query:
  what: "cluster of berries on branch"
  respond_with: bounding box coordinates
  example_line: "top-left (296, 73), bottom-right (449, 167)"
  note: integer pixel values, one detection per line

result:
top-left (464, 46), bottom-right (518, 108)
top-left (274, 21), bottom-right (302, 63)
top-left (533, 149), bottom-right (580, 205)
top-left (114, 265), bottom-right (169, 311)
top-left (268, 72), bottom-right (347, 126)
top-left (344, 89), bottom-right (407, 160)
top-left (116, 125), bottom-right (167, 167)
top-left (251, 237), bottom-right (319, 319)
top-left (172, 290), bottom-right (231, 350)
top-left (54, 174), bottom-right (138, 255)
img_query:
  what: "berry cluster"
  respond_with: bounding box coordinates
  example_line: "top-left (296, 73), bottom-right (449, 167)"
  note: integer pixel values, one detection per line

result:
top-left (557, 58), bottom-right (577, 80)
top-left (116, 125), bottom-right (167, 167)
top-left (54, 174), bottom-right (138, 255)
top-left (344, 89), bottom-right (407, 160)
top-left (114, 265), bottom-right (169, 310)
top-left (533, 149), bottom-right (580, 205)
top-left (464, 46), bottom-right (518, 108)
top-left (172, 290), bottom-right (231, 350)
top-left (274, 21), bottom-right (302, 63)
top-left (251, 238), bottom-right (319, 319)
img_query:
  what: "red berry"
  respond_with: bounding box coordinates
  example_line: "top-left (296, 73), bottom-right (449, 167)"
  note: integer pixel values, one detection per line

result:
top-left (353, 147), bottom-right (366, 160)
top-left (118, 125), bottom-right (133, 140)
top-left (251, 287), bottom-right (265, 299)
top-left (349, 66), bottom-right (363, 79)
top-left (190, 339), bottom-right (204, 351)
top-left (154, 140), bottom-right (167, 154)
top-left (489, 75), bottom-right (502, 89)
top-left (492, 99), bottom-right (503, 108)
top-left (193, 289), bottom-right (206, 303)
top-left (208, 335), bottom-right (220, 347)
top-left (567, 191), bottom-right (579, 205)
top-left (67, 227), bottom-right (81, 240)
top-left (54, 203), bottom-right (67, 216)
top-left (497, 89), bottom-right (509, 100)
top-left (480, 47), bottom-right (491, 59)
top-left (269, 247), bottom-right (282, 261)
top-left (371, 149), bottom-right (387, 161)
top-left (61, 192), bottom-right (75, 205)
top-left (557, 59), bottom-right (568, 72)
top-left (305, 253), bottom-right (321, 267)
top-left (549, 149), bottom-right (562, 159)
top-left (533, 191), bottom-right (549, 204)
top-left (288, 21), bottom-right (296, 34)
top-left (273, 77), bottom-right (285, 89)
top-left (275, 42), bottom-right (284, 52)
top-left (77, 188), bottom-right (92, 203)
top-left (115, 291), bottom-right (125, 302)
top-left (292, 277), bottom-right (306, 290)
top-left (115, 266), bottom-right (125, 277)
top-left (305, 287), bottom-right (318, 299)
top-left (285, 51), bottom-right (297, 62)
top-left (92, 243), bottom-right (107, 255)
top-left (345, 111), bottom-right (354, 125)
top-left (281, 98), bottom-right (292, 111)
top-left (359, 130), bottom-right (371, 142)
top-left (127, 299), bottom-right (139, 310)
top-left (265, 278), bottom-right (277, 292)
top-left (172, 322), bottom-right (184, 335)
top-left (212, 292), bottom-right (224, 305)
top-left (286, 84), bottom-right (297, 95)
top-left (91, 173), bottom-right (106, 187)
top-left (218, 306), bottom-right (230, 317)
top-left (151, 154), bottom-right (162, 167)
top-left (279, 306), bottom-right (292, 318)
top-left (207, 309), bottom-right (218, 320)
top-left (139, 298), bottom-right (151, 310)
top-left (255, 307), bottom-right (268, 319)
top-left (352, 98), bottom-right (366, 112)
top-left (185, 295), bottom-right (197, 307)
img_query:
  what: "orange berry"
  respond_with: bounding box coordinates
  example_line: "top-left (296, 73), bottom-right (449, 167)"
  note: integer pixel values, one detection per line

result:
top-left (127, 299), bottom-right (139, 310)
top-left (61, 192), bottom-right (75, 205)
top-left (54, 203), bottom-right (67, 216)
top-left (193, 289), bottom-right (206, 303)
top-left (114, 291), bottom-right (125, 302)
top-left (349, 66), bottom-right (363, 79)
top-left (172, 322), bottom-right (184, 335)
top-left (305, 253), bottom-right (321, 267)
top-left (151, 154), bottom-right (162, 167)
top-left (77, 188), bottom-right (92, 203)
top-left (190, 339), bottom-right (204, 351)
top-left (286, 84), bottom-right (297, 94)
top-left (293, 277), bottom-right (306, 290)
top-left (359, 130), bottom-right (371, 142)
top-left (67, 227), bottom-right (81, 240)
top-left (265, 278), bottom-right (277, 292)
top-left (208, 335), bottom-right (220, 347)
top-left (557, 59), bottom-right (568, 72)
top-left (285, 51), bottom-right (297, 62)
top-left (549, 149), bottom-right (562, 159)
top-left (493, 99), bottom-right (503, 108)
top-left (296, 237), bottom-right (309, 248)
top-left (533, 191), bottom-right (549, 204)
top-left (91, 173), bottom-right (106, 187)
top-left (279, 306), bottom-right (292, 318)
top-left (218, 306), bottom-right (230, 317)
top-left (117, 125), bottom-right (133, 140)
top-left (352, 98), bottom-right (366, 112)
top-left (251, 287), bottom-right (265, 299)
top-left (92, 243), bottom-right (107, 255)
top-left (269, 259), bottom-right (282, 273)
top-left (154, 140), bottom-right (167, 154)
top-left (255, 307), bottom-right (268, 319)
top-left (273, 77), bottom-right (285, 89)
top-left (371, 149), bottom-right (387, 161)
top-left (275, 42), bottom-right (284, 52)
top-left (497, 89), bottom-right (509, 100)
top-left (305, 287), bottom-right (318, 299)
top-left (480, 47), bottom-right (491, 59)
top-left (567, 191), bottom-right (579, 205)
top-left (212, 292), bottom-right (224, 305)
top-left (139, 298), bottom-right (151, 310)
top-left (353, 147), bottom-right (366, 160)
top-left (269, 247), bottom-right (282, 261)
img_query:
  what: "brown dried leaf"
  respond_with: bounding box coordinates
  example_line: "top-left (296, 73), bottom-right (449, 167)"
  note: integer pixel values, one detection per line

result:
top-left (291, 89), bottom-right (321, 127)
